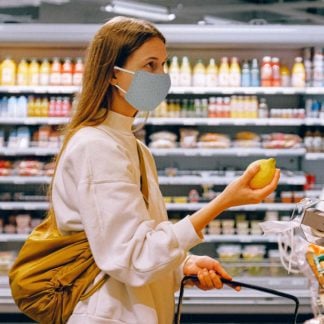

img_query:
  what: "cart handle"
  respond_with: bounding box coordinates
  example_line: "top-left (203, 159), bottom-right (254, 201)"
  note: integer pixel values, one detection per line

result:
top-left (175, 275), bottom-right (299, 324)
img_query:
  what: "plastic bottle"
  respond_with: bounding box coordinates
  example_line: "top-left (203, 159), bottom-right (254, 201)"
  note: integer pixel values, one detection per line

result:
top-left (179, 56), bottom-right (192, 87)
top-left (28, 59), bottom-right (40, 86)
top-left (27, 96), bottom-right (35, 117)
top-left (205, 58), bottom-right (218, 87)
top-left (61, 58), bottom-right (73, 86)
top-left (1, 57), bottom-right (16, 86)
top-left (241, 61), bottom-right (251, 87)
top-left (72, 57), bottom-right (84, 86)
top-left (280, 64), bottom-right (290, 87)
top-left (16, 59), bottom-right (29, 86)
top-left (271, 57), bottom-right (281, 87)
top-left (303, 48), bottom-right (313, 87)
top-left (291, 57), bottom-right (306, 87)
top-left (261, 56), bottom-right (272, 87)
top-left (250, 58), bottom-right (260, 87)
top-left (258, 98), bottom-right (269, 118)
top-left (39, 59), bottom-right (51, 86)
top-left (0, 97), bottom-right (8, 117)
top-left (312, 48), bottom-right (323, 87)
top-left (8, 96), bottom-right (17, 117)
top-left (50, 58), bottom-right (62, 86)
top-left (192, 59), bottom-right (206, 87)
top-left (40, 97), bottom-right (49, 117)
top-left (33, 97), bottom-right (42, 117)
top-left (229, 57), bottom-right (241, 87)
top-left (218, 57), bottom-right (230, 87)
top-left (169, 56), bottom-right (180, 87)
top-left (17, 96), bottom-right (28, 117)
top-left (48, 97), bottom-right (56, 117)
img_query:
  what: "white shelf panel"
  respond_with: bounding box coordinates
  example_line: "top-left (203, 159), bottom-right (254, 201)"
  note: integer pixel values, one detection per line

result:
top-left (0, 234), bottom-right (28, 242)
top-left (166, 203), bottom-right (296, 211)
top-left (0, 202), bottom-right (49, 210)
top-left (204, 234), bottom-right (277, 243)
top-left (151, 147), bottom-right (306, 157)
top-left (305, 118), bottom-right (324, 126)
top-left (0, 176), bottom-right (51, 184)
top-left (0, 117), bottom-right (70, 125)
top-left (0, 85), bottom-right (79, 93)
top-left (305, 153), bottom-right (324, 160)
top-left (0, 147), bottom-right (59, 156)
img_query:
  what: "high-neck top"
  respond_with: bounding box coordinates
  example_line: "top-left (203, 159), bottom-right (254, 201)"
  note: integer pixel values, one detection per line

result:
top-left (101, 109), bottom-right (135, 135)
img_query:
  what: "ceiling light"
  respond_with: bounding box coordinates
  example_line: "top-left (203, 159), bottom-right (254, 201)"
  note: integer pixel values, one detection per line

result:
top-left (0, 0), bottom-right (69, 8)
top-left (203, 15), bottom-right (244, 25)
top-left (103, 0), bottom-right (176, 22)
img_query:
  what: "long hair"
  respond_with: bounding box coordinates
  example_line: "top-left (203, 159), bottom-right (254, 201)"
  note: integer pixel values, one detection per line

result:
top-left (48, 16), bottom-right (165, 207)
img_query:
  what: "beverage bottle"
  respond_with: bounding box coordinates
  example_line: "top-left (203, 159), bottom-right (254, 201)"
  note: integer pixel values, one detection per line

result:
top-left (55, 97), bottom-right (63, 117)
top-left (312, 48), bottom-right (323, 87)
top-left (241, 61), bottom-right (251, 87)
top-left (229, 57), bottom-right (241, 87)
top-left (61, 97), bottom-right (71, 117)
top-left (27, 96), bottom-right (35, 117)
top-left (261, 56), bottom-right (272, 87)
top-left (250, 96), bottom-right (258, 118)
top-left (0, 97), bottom-right (8, 117)
top-left (205, 58), bottom-right (218, 87)
top-left (72, 57), bottom-right (84, 86)
top-left (8, 96), bottom-right (17, 117)
top-left (50, 57), bottom-right (62, 86)
top-left (48, 97), bottom-right (56, 117)
top-left (39, 59), bottom-right (51, 86)
top-left (61, 58), bottom-right (73, 86)
top-left (291, 57), bottom-right (306, 87)
top-left (33, 97), bottom-right (42, 117)
top-left (271, 57), bottom-right (281, 87)
top-left (28, 59), bottom-right (40, 86)
top-left (1, 57), bottom-right (16, 86)
top-left (192, 59), bottom-right (206, 87)
top-left (179, 56), bottom-right (192, 87)
top-left (258, 98), bottom-right (269, 118)
top-left (223, 97), bottom-right (231, 118)
top-left (218, 57), bottom-right (230, 87)
top-left (280, 64), bottom-right (290, 87)
top-left (17, 95), bottom-right (28, 117)
top-left (169, 56), bottom-right (180, 87)
top-left (40, 97), bottom-right (49, 117)
top-left (16, 59), bottom-right (29, 86)
top-left (303, 48), bottom-right (313, 87)
top-left (250, 58), bottom-right (260, 87)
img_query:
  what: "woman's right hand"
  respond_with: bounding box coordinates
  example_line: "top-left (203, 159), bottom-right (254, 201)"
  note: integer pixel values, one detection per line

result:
top-left (218, 162), bottom-right (280, 209)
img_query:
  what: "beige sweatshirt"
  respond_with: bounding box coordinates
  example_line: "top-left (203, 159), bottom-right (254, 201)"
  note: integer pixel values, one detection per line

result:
top-left (52, 110), bottom-right (202, 324)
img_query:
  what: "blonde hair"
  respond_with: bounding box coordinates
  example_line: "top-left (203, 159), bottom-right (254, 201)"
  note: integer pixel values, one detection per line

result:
top-left (48, 16), bottom-right (165, 206)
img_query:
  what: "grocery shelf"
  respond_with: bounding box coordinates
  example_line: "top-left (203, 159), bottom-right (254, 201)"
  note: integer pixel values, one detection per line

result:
top-left (0, 234), bottom-right (28, 242)
top-left (0, 147), bottom-right (59, 156)
top-left (166, 203), bottom-right (296, 211)
top-left (0, 202), bottom-right (49, 210)
top-left (0, 117), bottom-right (70, 125)
top-left (0, 85), bottom-right (79, 94)
top-left (151, 147), bottom-right (306, 157)
top-left (305, 153), bottom-right (324, 160)
top-left (0, 176), bottom-right (51, 184)
top-left (204, 234), bottom-right (277, 243)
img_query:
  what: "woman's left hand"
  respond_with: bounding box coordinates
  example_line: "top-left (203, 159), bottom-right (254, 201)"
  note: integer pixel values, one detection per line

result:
top-left (183, 255), bottom-right (240, 291)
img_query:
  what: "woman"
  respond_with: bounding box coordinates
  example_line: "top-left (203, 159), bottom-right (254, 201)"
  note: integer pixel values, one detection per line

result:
top-left (51, 16), bottom-right (280, 323)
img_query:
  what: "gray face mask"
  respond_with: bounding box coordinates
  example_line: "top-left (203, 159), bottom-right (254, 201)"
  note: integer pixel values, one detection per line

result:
top-left (114, 66), bottom-right (171, 112)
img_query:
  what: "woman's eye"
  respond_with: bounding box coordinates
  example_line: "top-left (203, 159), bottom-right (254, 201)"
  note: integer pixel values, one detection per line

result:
top-left (145, 62), bottom-right (155, 69)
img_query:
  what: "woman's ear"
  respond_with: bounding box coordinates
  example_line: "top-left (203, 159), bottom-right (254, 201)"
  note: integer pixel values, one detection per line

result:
top-left (110, 73), bottom-right (118, 86)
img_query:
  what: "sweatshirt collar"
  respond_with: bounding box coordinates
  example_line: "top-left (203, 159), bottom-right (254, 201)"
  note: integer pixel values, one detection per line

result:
top-left (101, 110), bottom-right (135, 134)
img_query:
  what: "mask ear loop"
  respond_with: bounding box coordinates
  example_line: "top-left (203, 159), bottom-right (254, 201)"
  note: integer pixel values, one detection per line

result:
top-left (132, 112), bottom-right (150, 134)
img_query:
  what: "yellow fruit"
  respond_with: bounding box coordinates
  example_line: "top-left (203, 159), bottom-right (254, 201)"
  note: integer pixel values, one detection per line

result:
top-left (249, 158), bottom-right (276, 189)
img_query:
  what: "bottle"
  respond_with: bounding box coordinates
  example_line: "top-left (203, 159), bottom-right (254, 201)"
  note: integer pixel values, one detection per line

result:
top-left (229, 57), bottom-right (241, 87)
top-left (72, 57), bottom-right (84, 86)
top-left (205, 58), bottom-right (218, 87)
top-left (261, 56), bottom-right (272, 87)
top-left (241, 61), bottom-right (251, 87)
top-left (271, 57), bottom-right (281, 87)
top-left (28, 59), bottom-right (40, 86)
top-left (39, 59), bottom-right (51, 86)
top-left (8, 96), bottom-right (17, 117)
top-left (48, 97), bottom-right (56, 117)
top-left (50, 58), bottom-right (62, 86)
top-left (303, 48), bottom-right (313, 87)
top-left (258, 98), bottom-right (269, 118)
top-left (312, 48), bottom-right (323, 87)
top-left (250, 58), bottom-right (260, 87)
top-left (169, 56), bottom-right (180, 87)
top-left (1, 57), bottom-right (16, 86)
top-left (16, 59), bottom-right (29, 86)
top-left (27, 96), bottom-right (35, 117)
top-left (192, 59), bottom-right (206, 87)
top-left (33, 97), bottom-right (42, 117)
top-left (179, 56), bottom-right (192, 87)
top-left (40, 97), bottom-right (49, 117)
top-left (61, 58), bottom-right (73, 86)
top-left (17, 96), bottom-right (28, 117)
top-left (61, 97), bottom-right (71, 117)
top-left (291, 57), bottom-right (306, 87)
top-left (218, 57), bottom-right (230, 87)
top-left (280, 64), bottom-right (290, 87)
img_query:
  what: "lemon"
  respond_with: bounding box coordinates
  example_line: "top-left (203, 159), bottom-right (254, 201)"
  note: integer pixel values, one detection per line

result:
top-left (249, 158), bottom-right (276, 189)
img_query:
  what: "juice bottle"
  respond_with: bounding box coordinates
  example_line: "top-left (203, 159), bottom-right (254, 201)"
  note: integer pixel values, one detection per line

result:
top-left (218, 57), bottom-right (230, 87)
top-left (169, 56), bottom-right (180, 87)
top-left (50, 57), bottom-right (62, 86)
top-left (179, 56), bottom-right (192, 87)
top-left (192, 59), bottom-right (206, 87)
top-left (261, 56), bottom-right (272, 87)
top-left (271, 57), bottom-right (281, 87)
top-left (33, 97), bottom-right (42, 117)
top-left (291, 57), bottom-right (306, 87)
top-left (250, 58), bottom-right (260, 87)
top-left (72, 57), bottom-right (84, 86)
top-left (17, 95), bottom-right (28, 117)
top-left (312, 48), bottom-right (323, 87)
top-left (40, 97), bottom-right (49, 117)
top-left (28, 59), bottom-right (40, 86)
top-left (229, 57), bottom-right (241, 87)
top-left (303, 48), bottom-right (312, 87)
top-left (61, 97), bottom-right (71, 117)
top-left (27, 96), bottom-right (35, 117)
top-left (39, 59), bottom-right (51, 86)
top-left (16, 59), bottom-right (29, 86)
top-left (61, 58), bottom-right (73, 86)
top-left (1, 57), bottom-right (16, 86)
top-left (48, 97), bottom-right (56, 117)
top-left (241, 61), bottom-right (251, 87)
top-left (280, 64), bottom-right (290, 87)
top-left (205, 58), bottom-right (218, 87)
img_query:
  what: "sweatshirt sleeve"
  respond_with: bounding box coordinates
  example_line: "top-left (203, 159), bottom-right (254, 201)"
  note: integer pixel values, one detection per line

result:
top-left (72, 136), bottom-right (202, 287)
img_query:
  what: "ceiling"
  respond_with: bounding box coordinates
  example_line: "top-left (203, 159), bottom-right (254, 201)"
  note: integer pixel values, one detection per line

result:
top-left (0, 0), bottom-right (324, 25)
